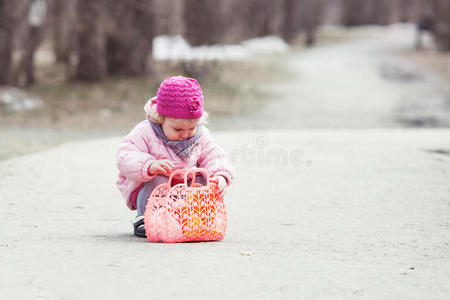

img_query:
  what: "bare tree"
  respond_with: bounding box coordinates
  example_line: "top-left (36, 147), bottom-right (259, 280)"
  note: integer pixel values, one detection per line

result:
top-left (183, 0), bottom-right (225, 46)
top-left (342, 0), bottom-right (396, 27)
top-left (75, 0), bottom-right (106, 81)
top-left (300, 0), bottom-right (322, 46)
top-left (281, 0), bottom-right (322, 46)
top-left (104, 0), bottom-right (155, 76)
top-left (247, 0), bottom-right (283, 38)
top-left (282, 0), bottom-right (302, 42)
top-left (397, 0), bottom-right (410, 23)
top-left (52, 0), bottom-right (76, 64)
top-left (0, 0), bottom-right (19, 85)
top-left (183, 0), bottom-right (285, 45)
top-left (74, 0), bottom-right (156, 81)
top-left (16, 0), bottom-right (48, 86)
top-left (432, 0), bottom-right (450, 51)
top-left (153, 0), bottom-right (183, 36)
top-left (221, 1), bottom-right (263, 43)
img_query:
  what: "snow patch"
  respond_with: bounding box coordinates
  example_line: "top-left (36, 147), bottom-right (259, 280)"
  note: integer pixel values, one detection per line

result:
top-left (0, 87), bottom-right (43, 112)
top-left (153, 35), bottom-right (288, 61)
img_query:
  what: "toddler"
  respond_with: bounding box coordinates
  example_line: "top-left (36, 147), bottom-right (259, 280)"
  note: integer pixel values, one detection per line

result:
top-left (116, 76), bottom-right (234, 237)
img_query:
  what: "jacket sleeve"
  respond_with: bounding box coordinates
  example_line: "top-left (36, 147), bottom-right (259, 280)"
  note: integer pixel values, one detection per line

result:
top-left (197, 127), bottom-right (234, 186)
top-left (116, 123), bottom-right (157, 182)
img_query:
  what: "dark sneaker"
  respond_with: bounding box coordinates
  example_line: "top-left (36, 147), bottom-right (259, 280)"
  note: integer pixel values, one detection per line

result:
top-left (132, 215), bottom-right (146, 238)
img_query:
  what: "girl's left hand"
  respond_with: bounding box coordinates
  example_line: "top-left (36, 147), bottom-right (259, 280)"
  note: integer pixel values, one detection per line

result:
top-left (213, 176), bottom-right (227, 198)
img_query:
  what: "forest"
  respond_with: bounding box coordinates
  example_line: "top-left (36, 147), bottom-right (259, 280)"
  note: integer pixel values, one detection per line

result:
top-left (0, 0), bottom-right (449, 87)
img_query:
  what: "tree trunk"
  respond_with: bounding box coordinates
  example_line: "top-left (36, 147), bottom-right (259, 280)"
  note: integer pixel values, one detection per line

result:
top-left (342, 0), bottom-right (368, 26)
top-left (282, 0), bottom-right (302, 42)
top-left (301, 0), bottom-right (322, 46)
top-left (22, 25), bottom-right (44, 85)
top-left (104, 0), bottom-right (155, 76)
top-left (183, 0), bottom-right (224, 46)
top-left (75, 0), bottom-right (106, 81)
top-left (0, 0), bottom-right (18, 85)
top-left (398, 0), bottom-right (410, 23)
top-left (20, 0), bottom-right (48, 86)
top-left (433, 0), bottom-right (450, 51)
top-left (52, 0), bottom-right (75, 64)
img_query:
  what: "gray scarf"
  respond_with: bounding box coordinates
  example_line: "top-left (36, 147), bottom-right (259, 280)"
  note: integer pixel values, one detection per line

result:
top-left (149, 120), bottom-right (202, 160)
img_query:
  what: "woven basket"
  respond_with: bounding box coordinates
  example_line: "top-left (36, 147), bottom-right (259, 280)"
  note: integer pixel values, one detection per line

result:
top-left (144, 168), bottom-right (227, 243)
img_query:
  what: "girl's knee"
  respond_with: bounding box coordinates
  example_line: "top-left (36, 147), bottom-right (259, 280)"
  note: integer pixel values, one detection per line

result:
top-left (153, 174), bottom-right (169, 184)
top-left (195, 174), bottom-right (207, 185)
top-left (143, 175), bottom-right (168, 189)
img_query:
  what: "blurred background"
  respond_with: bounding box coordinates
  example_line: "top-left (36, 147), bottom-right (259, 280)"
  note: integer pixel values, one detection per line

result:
top-left (0, 0), bottom-right (449, 160)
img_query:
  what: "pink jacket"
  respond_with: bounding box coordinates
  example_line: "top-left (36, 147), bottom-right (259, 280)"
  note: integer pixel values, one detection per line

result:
top-left (116, 100), bottom-right (234, 210)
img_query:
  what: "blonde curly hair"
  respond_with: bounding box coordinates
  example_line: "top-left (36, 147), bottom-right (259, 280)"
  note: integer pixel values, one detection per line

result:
top-left (148, 106), bottom-right (209, 125)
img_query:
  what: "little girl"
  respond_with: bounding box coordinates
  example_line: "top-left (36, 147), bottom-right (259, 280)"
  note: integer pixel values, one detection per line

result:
top-left (116, 76), bottom-right (234, 237)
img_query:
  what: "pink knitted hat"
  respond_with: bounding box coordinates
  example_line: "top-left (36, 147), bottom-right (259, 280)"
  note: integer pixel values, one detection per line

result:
top-left (156, 76), bottom-right (204, 119)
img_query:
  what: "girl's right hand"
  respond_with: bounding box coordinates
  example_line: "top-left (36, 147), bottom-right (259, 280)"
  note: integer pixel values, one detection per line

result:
top-left (148, 159), bottom-right (176, 176)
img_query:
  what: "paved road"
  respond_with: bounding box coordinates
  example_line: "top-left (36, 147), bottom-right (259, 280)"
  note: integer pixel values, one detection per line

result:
top-left (1, 129), bottom-right (449, 299)
top-left (212, 25), bottom-right (450, 130)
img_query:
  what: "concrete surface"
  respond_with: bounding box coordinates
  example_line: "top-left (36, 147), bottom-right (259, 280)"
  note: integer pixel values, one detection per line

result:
top-left (1, 129), bottom-right (449, 299)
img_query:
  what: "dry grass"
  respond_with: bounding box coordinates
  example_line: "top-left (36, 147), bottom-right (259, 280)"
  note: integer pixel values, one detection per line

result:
top-left (0, 27), bottom-right (373, 160)
top-left (0, 40), bottom-right (287, 160)
top-left (1, 55), bottom-right (280, 134)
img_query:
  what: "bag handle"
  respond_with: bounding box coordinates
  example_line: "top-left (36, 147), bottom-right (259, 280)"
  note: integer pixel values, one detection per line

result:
top-left (184, 168), bottom-right (209, 187)
top-left (167, 169), bottom-right (188, 187)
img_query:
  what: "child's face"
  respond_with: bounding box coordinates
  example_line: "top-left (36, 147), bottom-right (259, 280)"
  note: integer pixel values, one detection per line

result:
top-left (161, 118), bottom-right (200, 141)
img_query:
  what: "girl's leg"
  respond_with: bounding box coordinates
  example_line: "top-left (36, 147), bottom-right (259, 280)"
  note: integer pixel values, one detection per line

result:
top-left (193, 174), bottom-right (207, 186)
top-left (136, 175), bottom-right (169, 216)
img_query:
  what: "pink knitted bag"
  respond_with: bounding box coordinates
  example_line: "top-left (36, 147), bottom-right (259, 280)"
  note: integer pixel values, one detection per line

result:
top-left (144, 168), bottom-right (227, 243)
